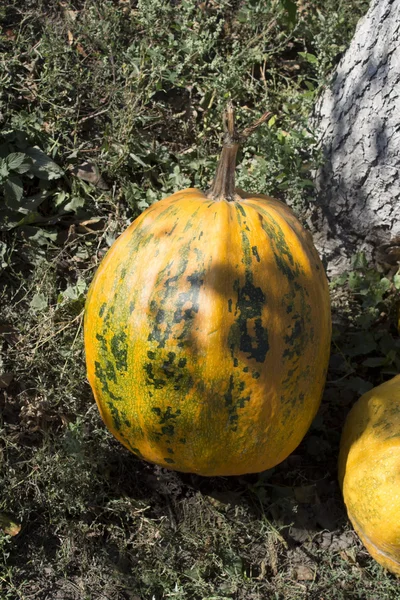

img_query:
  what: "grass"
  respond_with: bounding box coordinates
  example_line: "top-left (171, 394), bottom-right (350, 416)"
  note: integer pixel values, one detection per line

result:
top-left (1, 0), bottom-right (400, 598)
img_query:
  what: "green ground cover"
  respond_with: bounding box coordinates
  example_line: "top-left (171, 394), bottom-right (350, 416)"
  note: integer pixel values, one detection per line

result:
top-left (1, 1), bottom-right (400, 598)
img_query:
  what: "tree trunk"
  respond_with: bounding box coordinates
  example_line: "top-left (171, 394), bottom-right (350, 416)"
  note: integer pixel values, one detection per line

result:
top-left (310, 0), bottom-right (400, 277)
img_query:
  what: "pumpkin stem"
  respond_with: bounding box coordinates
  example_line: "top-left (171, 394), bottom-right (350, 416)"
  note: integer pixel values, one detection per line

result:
top-left (206, 102), bottom-right (272, 202)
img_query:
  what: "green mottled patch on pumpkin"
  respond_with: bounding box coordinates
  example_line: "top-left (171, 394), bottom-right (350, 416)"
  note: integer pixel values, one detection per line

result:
top-left (183, 207), bottom-right (201, 233)
top-left (236, 203), bottom-right (246, 218)
top-left (373, 419), bottom-right (392, 431)
top-left (94, 361), bottom-right (122, 401)
top-left (96, 333), bottom-right (107, 353)
top-left (103, 305), bottom-right (115, 328)
top-left (224, 375), bottom-right (234, 407)
top-left (164, 457), bottom-right (175, 464)
top-left (283, 316), bottom-right (305, 359)
top-left (223, 374), bottom-right (252, 432)
top-left (150, 406), bottom-right (182, 441)
top-left (105, 360), bottom-right (117, 383)
top-left (144, 350), bottom-right (193, 392)
top-left (110, 330), bottom-right (128, 371)
top-left (228, 227), bottom-right (269, 363)
top-left (251, 246), bottom-right (260, 262)
top-left (99, 302), bottom-right (107, 318)
top-left (161, 424), bottom-right (175, 437)
top-left (143, 362), bottom-right (167, 389)
top-left (107, 400), bottom-right (122, 431)
top-left (166, 221), bottom-right (179, 236)
top-left (274, 252), bottom-right (296, 281)
top-left (128, 445), bottom-right (143, 457)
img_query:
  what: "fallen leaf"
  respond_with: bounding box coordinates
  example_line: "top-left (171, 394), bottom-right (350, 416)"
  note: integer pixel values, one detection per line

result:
top-left (76, 217), bottom-right (105, 233)
top-left (295, 564), bottom-right (315, 581)
top-left (0, 373), bottom-right (14, 388)
top-left (340, 549), bottom-right (357, 565)
top-left (76, 43), bottom-right (87, 57)
top-left (5, 30), bottom-right (16, 40)
top-left (293, 484), bottom-right (317, 504)
top-left (65, 9), bottom-right (78, 21)
top-left (71, 162), bottom-right (108, 189)
top-left (0, 325), bottom-right (17, 335)
top-left (0, 512), bottom-right (21, 536)
top-left (67, 30), bottom-right (74, 45)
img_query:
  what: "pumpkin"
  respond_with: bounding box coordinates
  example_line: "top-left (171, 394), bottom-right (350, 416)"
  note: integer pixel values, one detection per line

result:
top-left (84, 105), bottom-right (331, 476)
top-left (339, 375), bottom-right (400, 576)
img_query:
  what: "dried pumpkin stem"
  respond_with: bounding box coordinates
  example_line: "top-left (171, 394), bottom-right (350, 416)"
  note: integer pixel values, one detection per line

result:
top-left (206, 102), bottom-right (272, 202)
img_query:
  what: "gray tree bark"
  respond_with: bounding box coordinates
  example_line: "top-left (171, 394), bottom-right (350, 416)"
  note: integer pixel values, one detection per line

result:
top-left (309, 0), bottom-right (400, 277)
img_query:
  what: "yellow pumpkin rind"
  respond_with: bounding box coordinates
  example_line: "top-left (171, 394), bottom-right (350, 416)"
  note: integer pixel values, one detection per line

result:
top-left (339, 375), bottom-right (400, 577)
top-left (351, 521), bottom-right (400, 576)
top-left (85, 188), bottom-right (331, 476)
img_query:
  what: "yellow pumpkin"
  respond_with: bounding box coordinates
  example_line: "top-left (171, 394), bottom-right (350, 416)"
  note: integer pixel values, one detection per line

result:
top-left (84, 106), bottom-right (331, 476)
top-left (339, 375), bottom-right (400, 575)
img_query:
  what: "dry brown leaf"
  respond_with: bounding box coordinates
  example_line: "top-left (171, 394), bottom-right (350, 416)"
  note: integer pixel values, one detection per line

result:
top-left (76, 43), bottom-right (88, 57)
top-left (66, 10), bottom-right (78, 21)
top-left (340, 549), bottom-right (358, 565)
top-left (76, 218), bottom-right (106, 234)
top-left (293, 484), bottom-right (317, 504)
top-left (295, 564), bottom-right (315, 581)
top-left (0, 325), bottom-right (16, 335)
top-left (67, 30), bottom-right (74, 45)
top-left (0, 373), bottom-right (14, 388)
top-left (71, 162), bottom-right (108, 189)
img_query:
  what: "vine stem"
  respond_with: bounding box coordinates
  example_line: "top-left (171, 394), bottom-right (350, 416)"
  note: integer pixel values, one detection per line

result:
top-left (206, 102), bottom-right (272, 202)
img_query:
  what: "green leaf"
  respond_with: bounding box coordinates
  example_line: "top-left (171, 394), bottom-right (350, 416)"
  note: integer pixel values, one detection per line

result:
top-left (298, 179), bottom-right (315, 188)
top-left (348, 271), bottom-right (363, 291)
top-left (61, 278), bottom-right (87, 301)
top-left (394, 272), bottom-right (400, 290)
top-left (377, 277), bottom-right (391, 293)
top-left (25, 147), bottom-right (64, 180)
top-left (351, 252), bottom-right (368, 269)
top-left (54, 190), bottom-right (68, 207)
top-left (0, 158), bottom-right (9, 179)
top-left (4, 175), bottom-right (23, 208)
top-left (281, 0), bottom-right (297, 26)
top-left (129, 153), bottom-right (148, 168)
top-left (0, 241), bottom-right (7, 268)
top-left (30, 293), bottom-right (48, 311)
top-left (344, 377), bottom-right (374, 395)
top-left (18, 190), bottom-right (53, 214)
top-left (362, 356), bottom-right (388, 368)
top-left (378, 331), bottom-right (400, 355)
top-left (64, 195), bottom-right (85, 212)
top-left (6, 152), bottom-right (28, 172)
top-left (26, 228), bottom-right (58, 246)
top-left (298, 52), bottom-right (318, 65)
top-left (330, 272), bottom-right (348, 287)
